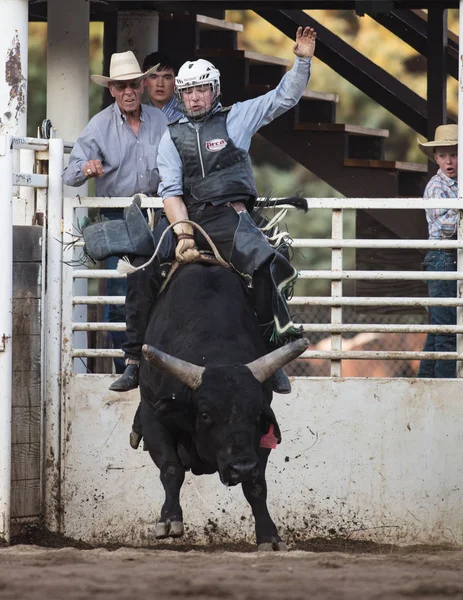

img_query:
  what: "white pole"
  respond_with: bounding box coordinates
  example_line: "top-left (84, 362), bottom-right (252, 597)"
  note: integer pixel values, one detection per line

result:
top-left (457, 2), bottom-right (463, 378)
top-left (43, 138), bottom-right (64, 532)
top-left (117, 10), bottom-right (159, 62)
top-left (0, 0), bottom-right (28, 136)
top-left (47, 0), bottom-right (89, 375)
top-left (0, 0), bottom-right (29, 228)
top-left (0, 135), bottom-right (14, 543)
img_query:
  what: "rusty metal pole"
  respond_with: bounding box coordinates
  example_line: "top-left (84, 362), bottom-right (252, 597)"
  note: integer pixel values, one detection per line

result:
top-left (0, 0), bottom-right (28, 545)
top-left (0, 0), bottom-right (32, 224)
top-left (0, 135), bottom-right (14, 544)
top-left (0, 0), bottom-right (28, 137)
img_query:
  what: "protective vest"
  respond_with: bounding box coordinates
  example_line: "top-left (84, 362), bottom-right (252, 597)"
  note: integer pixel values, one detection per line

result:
top-left (169, 110), bottom-right (257, 210)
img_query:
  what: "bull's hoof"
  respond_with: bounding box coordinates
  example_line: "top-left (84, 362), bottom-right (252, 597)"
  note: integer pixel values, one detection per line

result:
top-left (154, 521), bottom-right (184, 539)
top-left (129, 430), bottom-right (142, 450)
top-left (169, 521), bottom-right (184, 537)
top-left (257, 539), bottom-right (288, 552)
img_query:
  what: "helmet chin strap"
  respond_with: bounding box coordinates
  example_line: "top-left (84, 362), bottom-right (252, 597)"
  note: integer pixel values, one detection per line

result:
top-left (180, 95), bottom-right (221, 121)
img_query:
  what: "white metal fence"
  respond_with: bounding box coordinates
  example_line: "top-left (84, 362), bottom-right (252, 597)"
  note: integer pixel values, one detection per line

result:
top-left (62, 196), bottom-right (463, 378)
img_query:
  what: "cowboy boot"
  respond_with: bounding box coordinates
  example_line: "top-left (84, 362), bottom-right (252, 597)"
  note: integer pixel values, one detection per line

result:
top-left (109, 363), bottom-right (139, 392)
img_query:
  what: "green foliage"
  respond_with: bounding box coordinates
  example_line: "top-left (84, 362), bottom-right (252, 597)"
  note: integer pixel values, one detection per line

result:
top-left (27, 23), bottom-right (103, 137)
top-left (27, 24), bottom-right (46, 137)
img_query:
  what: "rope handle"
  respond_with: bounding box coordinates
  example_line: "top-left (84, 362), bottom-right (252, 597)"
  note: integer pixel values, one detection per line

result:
top-left (176, 233), bottom-right (195, 241)
top-left (117, 218), bottom-right (229, 276)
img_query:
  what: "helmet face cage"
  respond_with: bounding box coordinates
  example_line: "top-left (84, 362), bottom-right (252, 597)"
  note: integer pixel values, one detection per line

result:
top-left (175, 59), bottom-right (221, 119)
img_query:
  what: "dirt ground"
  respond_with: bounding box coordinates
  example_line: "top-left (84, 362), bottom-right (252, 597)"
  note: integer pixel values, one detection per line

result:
top-left (0, 537), bottom-right (462, 600)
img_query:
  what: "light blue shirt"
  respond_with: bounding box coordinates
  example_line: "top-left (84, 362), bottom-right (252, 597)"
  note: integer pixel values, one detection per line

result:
top-left (63, 102), bottom-right (168, 197)
top-left (157, 56), bottom-right (312, 201)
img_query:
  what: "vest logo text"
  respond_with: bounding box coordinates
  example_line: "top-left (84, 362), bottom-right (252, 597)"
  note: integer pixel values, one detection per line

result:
top-left (205, 138), bottom-right (227, 152)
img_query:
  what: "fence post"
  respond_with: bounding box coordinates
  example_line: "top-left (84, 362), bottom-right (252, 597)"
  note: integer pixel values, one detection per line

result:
top-left (457, 1), bottom-right (463, 378)
top-left (0, 135), bottom-right (14, 543)
top-left (330, 208), bottom-right (343, 377)
top-left (43, 138), bottom-right (64, 532)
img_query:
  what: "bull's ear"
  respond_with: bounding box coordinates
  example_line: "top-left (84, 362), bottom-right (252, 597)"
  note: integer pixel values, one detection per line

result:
top-left (143, 344), bottom-right (204, 390)
top-left (246, 338), bottom-right (309, 383)
top-left (261, 403), bottom-right (282, 443)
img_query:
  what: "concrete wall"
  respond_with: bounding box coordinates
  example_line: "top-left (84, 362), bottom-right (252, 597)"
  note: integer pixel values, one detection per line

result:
top-left (61, 376), bottom-right (463, 547)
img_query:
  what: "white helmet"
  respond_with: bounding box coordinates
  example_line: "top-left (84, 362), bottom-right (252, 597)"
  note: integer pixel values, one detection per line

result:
top-left (175, 59), bottom-right (221, 118)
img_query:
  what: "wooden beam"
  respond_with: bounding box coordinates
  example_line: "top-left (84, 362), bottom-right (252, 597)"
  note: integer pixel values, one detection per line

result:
top-left (256, 8), bottom-right (429, 134)
top-left (427, 7), bottom-right (448, 140)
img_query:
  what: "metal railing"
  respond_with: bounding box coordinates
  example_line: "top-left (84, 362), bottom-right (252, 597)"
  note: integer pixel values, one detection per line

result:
top-left (61, 196), bottom-right (463, 379)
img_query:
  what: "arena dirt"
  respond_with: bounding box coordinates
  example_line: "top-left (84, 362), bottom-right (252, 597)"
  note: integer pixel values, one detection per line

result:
top-left (0, 537), bottom-right (461, 599)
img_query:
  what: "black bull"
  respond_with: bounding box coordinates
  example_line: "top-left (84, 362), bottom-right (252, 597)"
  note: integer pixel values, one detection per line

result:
top-left (139, 263), bottom-right (308, 550)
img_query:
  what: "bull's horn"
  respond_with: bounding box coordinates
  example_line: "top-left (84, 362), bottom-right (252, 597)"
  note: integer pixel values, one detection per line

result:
top-left (245, 338), bottom-right (310, 384)
top-left (142, 344), bottom-right (204, 390)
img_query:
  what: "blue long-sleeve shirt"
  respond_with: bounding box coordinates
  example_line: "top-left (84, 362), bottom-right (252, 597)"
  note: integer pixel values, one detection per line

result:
top-left (63, 102), bottom-right (168, 197)
top-left (157, 56), bottom-right (312, 201)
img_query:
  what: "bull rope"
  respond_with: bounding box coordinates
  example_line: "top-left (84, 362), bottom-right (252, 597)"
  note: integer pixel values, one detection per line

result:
top-left (116, 218), bottom-right (229, 276)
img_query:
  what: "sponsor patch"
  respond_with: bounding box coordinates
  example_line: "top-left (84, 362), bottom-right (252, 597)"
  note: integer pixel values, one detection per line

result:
top-left (205, 138), bottom-right (227, 152)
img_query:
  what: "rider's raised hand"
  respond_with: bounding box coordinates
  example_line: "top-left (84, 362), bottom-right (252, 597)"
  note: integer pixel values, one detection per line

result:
top-left (293, 26), bottom-right (316, 59)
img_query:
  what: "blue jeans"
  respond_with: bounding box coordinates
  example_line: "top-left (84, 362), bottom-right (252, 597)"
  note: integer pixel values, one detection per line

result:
top-left (418, 250), bottom-right (457, 378)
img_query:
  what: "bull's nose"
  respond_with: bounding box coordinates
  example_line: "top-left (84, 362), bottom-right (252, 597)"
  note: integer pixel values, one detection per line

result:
top-left (228, 460), bottom-right (259, 484)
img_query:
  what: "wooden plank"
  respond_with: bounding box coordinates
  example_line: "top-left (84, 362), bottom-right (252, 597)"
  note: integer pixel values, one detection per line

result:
top-left (344, 158), bottom-right (428, 172)
top-left (411, 9), bottom-right (459, 46)
top-left (13, 298), bottom-right (41, 336)
top-left (11, 407), bottom-right (41, 445)
top-left (196, 47), bottom-right (290, 66)
top-left (13, 262), bottom-right (41, 299)
top-left (295, 123), bottom-right (389, 137)
top-left (13, 226), bottom-right (43, 262)
top-left (11, 479), bottom-right (41, 518)
top-left (246, 84), bottom-right (339, 103)
top-left (196, 14), bottom-right (243, 32)
top-left (12, 370), bottom-right (41, 407)
top-left (11, 443), bottom-right (40, 481)
top-left (12, 334), bottom-right (41, 373)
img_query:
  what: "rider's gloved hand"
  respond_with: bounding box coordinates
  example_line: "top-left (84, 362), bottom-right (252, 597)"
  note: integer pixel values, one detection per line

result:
top-left (173, 223), bottom-right (200, 263)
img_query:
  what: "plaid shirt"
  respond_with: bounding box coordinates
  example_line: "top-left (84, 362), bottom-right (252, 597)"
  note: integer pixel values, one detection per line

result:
top-left (424, 169), bottom-right (459, 240)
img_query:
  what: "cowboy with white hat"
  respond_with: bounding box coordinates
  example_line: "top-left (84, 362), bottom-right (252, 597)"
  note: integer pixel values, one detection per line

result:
top-left (417, 123), bottom-right (459, 379)
top-left (91, 50), bottom-right (159, 88)
top-left (63, 50), bottom-right (168, 380)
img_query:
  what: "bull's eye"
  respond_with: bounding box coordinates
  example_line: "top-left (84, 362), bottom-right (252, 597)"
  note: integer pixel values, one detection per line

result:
top-left (200, 412), bottom-right (211, 424)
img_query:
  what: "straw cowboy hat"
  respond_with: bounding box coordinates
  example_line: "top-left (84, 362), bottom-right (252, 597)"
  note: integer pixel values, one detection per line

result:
top-left (91, 51), bottom-right (159, 88)
top-left (418, 124), bottom-right (458, 160)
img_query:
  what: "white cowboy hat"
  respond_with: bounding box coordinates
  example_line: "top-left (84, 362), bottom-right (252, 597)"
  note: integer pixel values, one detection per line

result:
top-left (418, 124), bottom-right (458, 160)
top-left (91, 51), bottom-right (160, 88)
